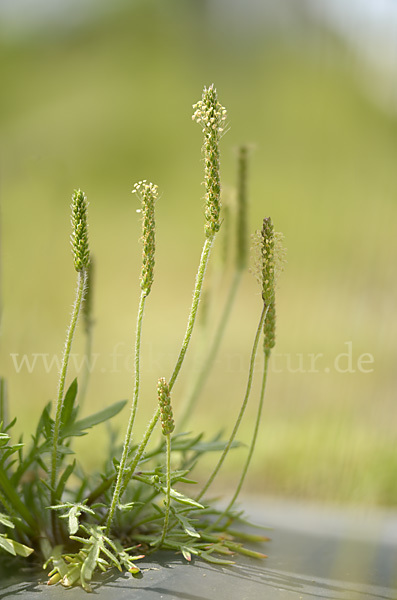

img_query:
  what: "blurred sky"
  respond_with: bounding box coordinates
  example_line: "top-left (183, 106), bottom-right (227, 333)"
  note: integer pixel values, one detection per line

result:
top-left (1, 0), bottom-right (397, 109)
top-left (1, 0), bottom-right (397, 61)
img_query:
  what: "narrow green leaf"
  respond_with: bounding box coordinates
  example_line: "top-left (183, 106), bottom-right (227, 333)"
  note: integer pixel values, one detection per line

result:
top-left (225, 541), bottom-right (268, 559)
top-left (63, 564), bottom-right (84, 589)
top-left (42, 404), bottom-right (53, 440)
top-left (56, 444), bottom-right (75, 456)
top-left (191, 439), bottom-right (243, 453)
top-left (0, 534), bottom-right (33, 557)
top-left (68, 505), bottom-right (80, 535)
top-left (61, 400), bottom-right (127, 438)
top-left (0, 534), bottom-right (16, 555)
top-left (9, 538), bottom-right (34, 557)
top-left (174, 513), bottom-right (200, 538)
top-left (200, 550), bottom-right (235, 565)
top-left (99, 541), bottom-right (121, 571)
top-left (4, 417), bottom-right (17, 434)
top-left (81, 538), bottom-right (100, 589)
top-left (167, 488), bottom-right (204, 509)
top-left (181, 546), bottom-right (192, 561)
top-left (55, 459), bottom-right (76, 499)
top-left (61, 378), bottom-right (78, 427)
top-left (0, 512), bottom-right (14, 528)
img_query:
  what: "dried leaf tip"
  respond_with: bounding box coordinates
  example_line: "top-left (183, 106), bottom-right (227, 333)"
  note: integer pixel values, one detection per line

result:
top-left (192, 84), bottom-right (227, 238)
top-left (157, 378), bottom-right (175, 436)
top-left (71, 189), bottom-right (90, 273)
top-left (132, 180), bottom-right (158, 296)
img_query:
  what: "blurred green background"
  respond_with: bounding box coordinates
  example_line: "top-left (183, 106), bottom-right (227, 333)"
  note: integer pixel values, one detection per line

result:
top-left (1, 0), bottom-right (396, 506)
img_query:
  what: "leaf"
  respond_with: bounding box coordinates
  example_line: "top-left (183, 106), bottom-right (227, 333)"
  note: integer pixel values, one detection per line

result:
top-left (181, 546), bottom-right (192, 561)
top-left (191, 439), bottom-right (243, 453)
top-left (44, 546), bottom-right (68, 577)
top-left (167, 488), bottom-right (204, 509)
top-left (56, 444), bottom-right (75, 456)
top-left (170, 433), bottom-right (204, 452)
top-left (225, 541), bottom-right (268, 559)
top-left (61, 400), bottom-right (127, 439)
top-left (174, 513), bottom-right (200, 538)
top-left (0, 533), bottom-right (34, 557)
top-left (55, 460), bottom-right (76, 499)
top-left (0, 432), bottom-right (10, 445)
top-left (0, 534), bottom-right (15, 555)
top-left (67, 505), bottom-right (81, 535)
top-left (9, 538), bottom-right (34, 557)
top-left (61, 378), bottom-right (78, 427)
top-left (63, 564), bottom-right (84, 589)
top-left (0, 512), bottom-right (14, 529)
top-left (200, 550), bottom-right (235, 565)
top-left (50, 501), bottom-right (96, 535)
top-left (4, 417), bottom-right (17, 434)
top-left (117, 502), bottom-right (142, 512)
top-left (81, 538), bottom-right (101, 590)
top-left (98, 540), bottom-right (121, 571)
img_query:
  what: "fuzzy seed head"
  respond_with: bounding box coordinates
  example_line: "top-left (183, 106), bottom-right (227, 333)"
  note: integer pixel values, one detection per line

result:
top-left (260, 217), bottom-right (275, 305)
top-left (252, 218), bottom-right (286, 307)
top-left (71, 189), bottom-right (90, 272)
top-left (192, 84), bottom-right (227, 238)
top-left (157, 377), bottom-right (175, 436)
top-left (132, 180), bottom-right (158, 296)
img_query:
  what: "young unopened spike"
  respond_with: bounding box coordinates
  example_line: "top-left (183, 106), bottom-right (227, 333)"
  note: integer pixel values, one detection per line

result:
top-left (71, 189), bottom-right (90, 272)
top-left (157, 378), bottom-right (175, 436)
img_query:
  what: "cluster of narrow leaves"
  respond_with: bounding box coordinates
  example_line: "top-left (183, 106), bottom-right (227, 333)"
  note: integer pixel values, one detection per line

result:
top-left (0, 378), bottom-right (267, 592)
top-left (45, 526), bottom-right (144, 592)
top-left (0, 513), bottom-right (33, 559)
top-left (0, 380), bottom-right (125, 558)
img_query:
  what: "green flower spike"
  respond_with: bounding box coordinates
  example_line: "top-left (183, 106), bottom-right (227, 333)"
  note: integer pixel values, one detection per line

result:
top-left (157, 378), bottom-right (174, 436)
top-left (132, 180), bottom-right (157, 296)
top-left (71, 189), bottom-right (90, 273)
top-left (263, 301), bottom-right (276, 355)
top-left (258, 217), bottom-right (286, 351)
top-left (192, 84), bottom-right (227, 238)
top-left (260, 217), bottom-right (275, 306)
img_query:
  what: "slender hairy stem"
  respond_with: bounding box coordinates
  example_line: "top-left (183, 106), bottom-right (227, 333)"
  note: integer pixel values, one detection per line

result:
top-left (196, 304), bottom-right (268, 502)
top-left (159, 434), bottom-right (172, 547)
top-left (105, 291), bottom-right (147, 534)
top-left (211, 348), bottom-right (270, 529)
top-left (119, 406), bottom-right (161, 498)
top-left (169, 236), bottom-right (214, 390)
top-left (51, 270), bottom-right (87, 506)
top-left (178, 269), bottom-right (242, 430)
top-left (79, 257), bottom-right (95, 408)
top-left (78, 326), bottom-right (93, 409)
top-left (118, 236), bottom-right (215, 498)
